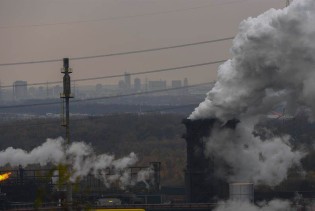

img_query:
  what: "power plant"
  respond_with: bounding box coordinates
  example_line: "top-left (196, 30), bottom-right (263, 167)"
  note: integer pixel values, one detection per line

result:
top-left (2, 0), bottom-right (315, 210)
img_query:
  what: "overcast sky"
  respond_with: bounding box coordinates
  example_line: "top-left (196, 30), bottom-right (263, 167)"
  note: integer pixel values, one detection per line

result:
top-left (0, 0), bottom-right (285, 88)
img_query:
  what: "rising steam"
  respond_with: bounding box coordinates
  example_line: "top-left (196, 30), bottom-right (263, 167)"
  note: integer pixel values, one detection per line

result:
top-left (189, 0), bottom-right (315, 185)
top-left (205, 121), bottom-right (304, 186)
top-left (0, 137), bottom-right (151, 187)
top-left (190, 0), bottom-right (315, 121)
top-left (214, 199), bottom-right (291, 211)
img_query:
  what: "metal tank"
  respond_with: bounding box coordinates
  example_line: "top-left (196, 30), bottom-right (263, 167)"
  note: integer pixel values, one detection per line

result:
top-left (229, 182), bottom-right (254, 203)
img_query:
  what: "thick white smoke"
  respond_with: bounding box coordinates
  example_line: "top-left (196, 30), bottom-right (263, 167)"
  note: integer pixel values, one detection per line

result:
top-left (190, 0), bottom-right (315, 121)
top-left (205, 121), bottom-right (304, 186)
top-left (189, 0), bottom-right (315, 186)
top-left (0, 137), bottom-right (147, 187)
top-left (214, 200), bottom-right (291, 211)
top-left (0, 138), bottom-right (65, 167)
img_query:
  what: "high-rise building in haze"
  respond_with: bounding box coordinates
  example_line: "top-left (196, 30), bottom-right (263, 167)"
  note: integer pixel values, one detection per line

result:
top-left (171, 80), bottom-right (182, 88)
top-left (134, 78), bottom-right (141, 92)
top-left (183, 78), bottom-right (189, 94)
top-left (124, 72), bottom-right (131, 89)
top-left (13, 80), bottom-right (27, 100)
top-left (184, 78), bottom-right (188, 87)
top-left (148, 80), bottom-right (166, 91)
top-left (118, 80), bottom-right (125, 90)
top-left (0, 81), bottom-right (2, 102)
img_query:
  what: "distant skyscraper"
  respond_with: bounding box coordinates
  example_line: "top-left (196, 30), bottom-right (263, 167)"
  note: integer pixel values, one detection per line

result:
top-left (183, 78), bottom-right (189, 95)
top-left (148, 80), bottom-right (167, 91)
top-left (0, 81), bottom-right (2, 102)
top-left (134, 78), bottom-right (141, 92)
top-left (13, 80), bottom-right (27, 100)
top-left (53, 85), bottom-right (62, 98)
top-left (118, 80), bottom-right (125, 90)
top-left (184, 78), bottom-right (188, 87)
top-left (124, 72), bottom-right (131, 89)
top-left (171, 80), bottom-right (182, 88)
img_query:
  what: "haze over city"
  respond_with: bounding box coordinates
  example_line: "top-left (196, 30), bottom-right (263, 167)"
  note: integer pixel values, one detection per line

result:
top-left (5, 1), bottom-right (315, 210)
top-left (0, 0), bottom-right (284, 88)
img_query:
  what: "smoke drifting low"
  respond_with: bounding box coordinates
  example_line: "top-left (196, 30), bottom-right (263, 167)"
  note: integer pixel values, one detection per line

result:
top-left (189, 0), bottom-right (315, 186)
top-left (214, 200), bottom-right (291, 211)
top-left (0, 137), bottom-right (150, 188)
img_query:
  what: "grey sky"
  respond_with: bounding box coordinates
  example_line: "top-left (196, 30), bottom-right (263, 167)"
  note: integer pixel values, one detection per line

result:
top-left (0, 0), bottom-right (284, 88)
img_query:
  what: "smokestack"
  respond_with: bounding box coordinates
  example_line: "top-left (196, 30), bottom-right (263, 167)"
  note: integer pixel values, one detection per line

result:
top-left (187, 0), bottom-right (309, 190)
top-left (183, 118), bottom-right (239, 202)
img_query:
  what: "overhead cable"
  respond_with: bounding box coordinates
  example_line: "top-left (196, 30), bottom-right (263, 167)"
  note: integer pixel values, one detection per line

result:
top-left (0, 82), bottom-right (211, 109)
top-left (0, 37), bottom-right (233, 67)
top-left (0, 60), bottom-right (226, 88)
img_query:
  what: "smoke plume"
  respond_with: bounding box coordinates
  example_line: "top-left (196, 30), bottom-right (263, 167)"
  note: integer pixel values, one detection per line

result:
top-left (189, 0), bottom-right (315, 185)
top-left (205, 121), bottom-right (304, 186)
top-left (214, 199), bottom-right (291, 211)
top-left (190, 0), bottom-right (315, 121)
top-left (0, 137), bottom-right (146, 187)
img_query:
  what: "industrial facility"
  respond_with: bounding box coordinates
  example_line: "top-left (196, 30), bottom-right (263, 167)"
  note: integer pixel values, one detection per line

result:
top-left (2, 0), bottom-right (315, 210)
top-left (182, 118), bottom-right (239, 203)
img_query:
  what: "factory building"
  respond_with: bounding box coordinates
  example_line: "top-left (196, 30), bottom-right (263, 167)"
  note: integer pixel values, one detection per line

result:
top-left (182, 118), bottom-right (239, 203)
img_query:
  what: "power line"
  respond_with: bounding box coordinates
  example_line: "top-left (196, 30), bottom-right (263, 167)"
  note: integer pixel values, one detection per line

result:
top-left (0, 60), bottom-right (226, 88)
top-left (0, 37), bottom-right (233, 67)
top-left (0, 82), bottom-right (211, 109)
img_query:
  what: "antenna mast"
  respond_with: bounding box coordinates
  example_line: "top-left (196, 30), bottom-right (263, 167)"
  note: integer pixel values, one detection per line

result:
top-left (61, 58), bottom-right (73, 210)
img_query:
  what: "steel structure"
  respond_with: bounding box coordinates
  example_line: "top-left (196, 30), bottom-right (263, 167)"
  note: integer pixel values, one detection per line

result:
top-left (60, 58), bottom-right (74, 210)
top-left (182, 118), bottom-right (239, 202)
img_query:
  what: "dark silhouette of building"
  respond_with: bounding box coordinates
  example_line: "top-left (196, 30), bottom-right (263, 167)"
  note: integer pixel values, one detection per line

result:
top-left (171, 80), bottom-right (182, 88)
top-left (182, 118), bottom-right (238, 203)
top-left (124, 72), bottom-right (131, 89)
top-left (148, 80), bottom-right (166, 91)
top-left (13, 81), bottom-right (27, 100)
top-left (134, 78), bottom-right (141, 92)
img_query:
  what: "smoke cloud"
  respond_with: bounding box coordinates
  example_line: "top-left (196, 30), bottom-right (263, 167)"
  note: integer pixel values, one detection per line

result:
top-left (0, 137), bottom-right (149, 187)
top-left (189, 0), bottom-right (315, 185)
top-left (190, 0), bottom-right (315, 121)
top-left (136, 165), bottom-right (155, 189)
top-left (214, 199), bottom-right (291, 211)
top-left (205, 121), bottom-right (304, 186)
top-left (0, 138), bottom-right (65, 167)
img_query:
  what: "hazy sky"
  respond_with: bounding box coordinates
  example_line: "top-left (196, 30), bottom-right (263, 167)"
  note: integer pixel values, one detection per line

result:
top-left (0, 0), bottom-right (285, 88)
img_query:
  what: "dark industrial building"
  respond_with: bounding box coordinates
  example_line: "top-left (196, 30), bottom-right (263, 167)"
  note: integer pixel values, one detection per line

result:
top-left (182, 118), bottom-right (239, 203)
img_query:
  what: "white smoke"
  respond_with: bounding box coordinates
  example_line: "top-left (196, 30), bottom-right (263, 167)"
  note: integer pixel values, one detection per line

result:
top-left (188, 0), bottom-right (314, 185)
top-left (205, 121), bottom-right (304, 186)
top-left (137, 166), bottom-right (155, 189)
top-left (0, 137), bottom-right (141, 187)
top-left (0, 137), bottom-right (65, 167)
top-left (190, 0), bottom-right (315, 121)
top-left (214, 200), bottom-right (291, 211)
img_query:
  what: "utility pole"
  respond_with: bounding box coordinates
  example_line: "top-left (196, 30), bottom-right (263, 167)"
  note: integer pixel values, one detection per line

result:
top-left (0, 81), bottom-right (2, 102)
top-left (286, 0), bottom-right (290, 7)
top-left (61, 58), bottom-right (73, 210)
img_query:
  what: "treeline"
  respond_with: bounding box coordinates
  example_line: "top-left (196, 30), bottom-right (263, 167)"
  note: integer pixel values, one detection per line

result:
top-left (2, 113), bottom-right (315, 188)
top-left (0, 113), bottom-right (187, 186)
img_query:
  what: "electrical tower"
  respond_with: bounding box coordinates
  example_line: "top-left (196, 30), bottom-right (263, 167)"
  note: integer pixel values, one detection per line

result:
top-left (60, 58), bottom-right (73, 210)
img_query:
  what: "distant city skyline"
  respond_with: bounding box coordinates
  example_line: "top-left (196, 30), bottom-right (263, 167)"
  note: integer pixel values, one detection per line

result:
top-left (0, 76), bottom-right (210, 102)
top-left (0, 0), bottom-right (285, 87)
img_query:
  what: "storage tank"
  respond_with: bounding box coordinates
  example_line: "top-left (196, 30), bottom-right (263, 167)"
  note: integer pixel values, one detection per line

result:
top-left (229, 182), bottom-right (254, 203)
